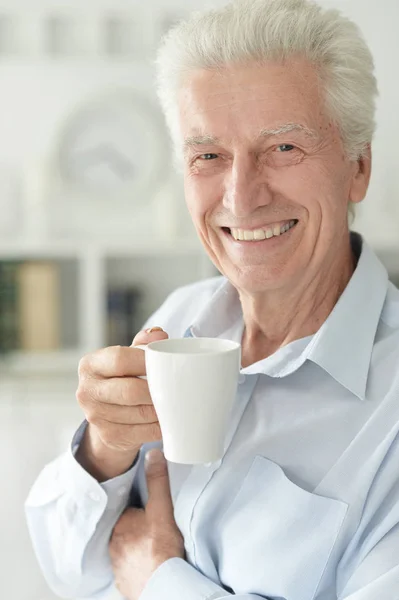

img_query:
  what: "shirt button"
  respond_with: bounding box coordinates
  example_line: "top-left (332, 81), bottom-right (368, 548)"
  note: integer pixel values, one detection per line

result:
top-left (88, 491), bottom-right (101, 502)
top-left (204, 458), bottom-right (222, 470)
top-left (117, 486), bottom-right (127, 497)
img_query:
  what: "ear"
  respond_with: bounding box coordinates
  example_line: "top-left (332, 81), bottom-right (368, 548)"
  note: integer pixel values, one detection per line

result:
top-left (348, 144), bottom-right (372, 204)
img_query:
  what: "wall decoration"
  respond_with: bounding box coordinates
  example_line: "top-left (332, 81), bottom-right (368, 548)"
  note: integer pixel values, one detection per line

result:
top-left (48, 88), bottom-right (169, 239)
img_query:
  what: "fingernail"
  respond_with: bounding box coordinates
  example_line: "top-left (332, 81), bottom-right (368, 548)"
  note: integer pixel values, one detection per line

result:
top-left (145, 448), bottom-right (164, 464)
top-left (145, 326), bottom-right (164, 334)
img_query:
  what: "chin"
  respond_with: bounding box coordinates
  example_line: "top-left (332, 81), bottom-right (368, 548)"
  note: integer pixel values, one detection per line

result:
top-left (227, 266), bottom-right (288, 294)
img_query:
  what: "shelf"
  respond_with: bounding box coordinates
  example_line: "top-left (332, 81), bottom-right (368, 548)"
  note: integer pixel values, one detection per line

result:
top-left (0, 241), bottom-right (85, 259)
top-left (0, 348), bottom-right (84, 375)
top-left (0, 238), bottom-right (206, 259)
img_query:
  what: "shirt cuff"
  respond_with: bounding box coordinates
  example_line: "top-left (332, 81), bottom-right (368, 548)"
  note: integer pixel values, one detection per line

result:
top-left (63, 420), bottom-right (141, 511)
top-left (139, 558), bottom-right (228, 600)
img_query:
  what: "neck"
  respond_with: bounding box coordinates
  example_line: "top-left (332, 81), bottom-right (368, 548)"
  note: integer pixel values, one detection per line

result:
top-left (239, 237), bottom-right (356, 368)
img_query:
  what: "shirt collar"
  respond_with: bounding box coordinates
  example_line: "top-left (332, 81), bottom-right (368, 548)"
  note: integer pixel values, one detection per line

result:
top-left (187, 233), bottom-right (388, 400)
top-left (307, 233), bottom-right (388, 400)
top-left (189, 277), bottom-right (243, 339)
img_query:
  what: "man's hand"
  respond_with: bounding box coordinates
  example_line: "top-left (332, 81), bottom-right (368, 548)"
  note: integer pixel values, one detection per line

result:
top-left (75, 327), bottom-right (167, 482)
top-left (109, 448), bottom-right (185, 600)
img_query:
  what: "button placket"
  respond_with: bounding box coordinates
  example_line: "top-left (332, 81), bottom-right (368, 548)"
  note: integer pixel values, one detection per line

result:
top-left (189, 374), bottom-right (259, 567)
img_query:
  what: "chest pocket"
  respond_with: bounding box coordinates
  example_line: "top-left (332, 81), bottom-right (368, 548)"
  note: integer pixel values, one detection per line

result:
top-left (217, 456), bottom-right (347, 600)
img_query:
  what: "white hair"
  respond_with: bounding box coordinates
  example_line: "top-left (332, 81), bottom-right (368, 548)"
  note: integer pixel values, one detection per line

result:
top-left (155, 0), bottom-right (378, 220)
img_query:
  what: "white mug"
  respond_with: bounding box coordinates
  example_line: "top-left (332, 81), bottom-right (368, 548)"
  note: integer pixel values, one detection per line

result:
top-left (137, 337), bottom-right (241, 464)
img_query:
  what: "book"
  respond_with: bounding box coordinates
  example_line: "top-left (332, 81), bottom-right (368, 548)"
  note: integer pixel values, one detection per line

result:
top-left (16, 261), bottom-right (61, 351)
top-left (0, 261), bottom-right (19, 353)
top-left (107, 286), bottom-right (142, 347)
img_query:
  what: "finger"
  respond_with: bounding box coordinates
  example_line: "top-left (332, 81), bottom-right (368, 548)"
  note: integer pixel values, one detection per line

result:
top-left (78, 393), bottom-right (158, 425)
top-left (78, 376), bottom-right (153, 407)
top-left (131, 327), bottom-right (169, 347)
top-left (144, 449), bottom-right (174, 521)
top-left (79, 328), bottom-right (169, 379)
top-left (96, 421), bottom-right (162, 452)
top-left (79, 345), bottom-right (146, 379)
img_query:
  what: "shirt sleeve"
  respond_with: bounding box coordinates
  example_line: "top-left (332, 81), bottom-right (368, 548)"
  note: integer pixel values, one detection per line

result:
top-left (25, 420), bottom-right (141, 600)
top-left (139, 558), bottom-right (267, 600)
top-left (139, 550), bottom-right (399, 600)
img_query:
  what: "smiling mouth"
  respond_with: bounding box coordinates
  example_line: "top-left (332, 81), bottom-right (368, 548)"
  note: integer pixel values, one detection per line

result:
top-left (222, 219), bottom-right (299, 241)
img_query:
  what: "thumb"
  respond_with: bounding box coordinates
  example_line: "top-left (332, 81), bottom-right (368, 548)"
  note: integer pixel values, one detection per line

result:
top-left (144, 449), bottom-right (174, 520)
top-left (131, 326), bottom-right (169, 347)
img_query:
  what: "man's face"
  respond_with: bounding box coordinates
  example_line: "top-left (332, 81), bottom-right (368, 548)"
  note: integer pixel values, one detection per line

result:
top-left (178, 59), bottom-right (370, 294)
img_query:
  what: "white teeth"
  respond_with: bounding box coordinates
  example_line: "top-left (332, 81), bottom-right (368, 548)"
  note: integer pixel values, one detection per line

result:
top-left (230, 220), bottom-right (296, 241)
top-left (254, 229), bottom-right (266, 240)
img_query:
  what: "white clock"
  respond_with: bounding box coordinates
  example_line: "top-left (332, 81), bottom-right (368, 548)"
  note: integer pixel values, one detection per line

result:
top-left (49, 88), bottom-right (170, 240)
top-left (53, 89), bottom-right (167, 202)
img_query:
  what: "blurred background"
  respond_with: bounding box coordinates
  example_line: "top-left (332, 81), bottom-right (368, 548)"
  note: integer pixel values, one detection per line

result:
top-left (0, 0), bottom-right (398, 599)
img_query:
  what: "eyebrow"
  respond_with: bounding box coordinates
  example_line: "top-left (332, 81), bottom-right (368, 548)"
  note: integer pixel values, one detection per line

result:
top-left (183, 123), bottom-right (318, 152)
top-left (183, 134), bottom-right (220, 150)
top-left (258, 123), bottom-right (318, 139)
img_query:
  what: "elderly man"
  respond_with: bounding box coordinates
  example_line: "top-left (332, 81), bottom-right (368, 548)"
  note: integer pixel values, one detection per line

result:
top-left (26, 0), bottom-right (399, 599)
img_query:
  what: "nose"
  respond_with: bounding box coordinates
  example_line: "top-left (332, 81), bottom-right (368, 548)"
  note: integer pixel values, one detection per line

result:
top-left (222, 152), bottom-right (273, 218)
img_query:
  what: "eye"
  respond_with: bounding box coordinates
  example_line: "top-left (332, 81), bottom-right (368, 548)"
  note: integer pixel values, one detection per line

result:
top-left (199, 153), bottom-right (218, 160)
top-left (276, 144), bottom-right (295, 152)
top-left (267, 143), bottom-right (303, 168)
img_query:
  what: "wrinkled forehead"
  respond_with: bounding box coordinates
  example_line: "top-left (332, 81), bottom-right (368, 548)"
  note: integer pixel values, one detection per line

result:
top-left (177, 60), bottom-right (331, 147)
top-left (178, 61), bottom-right (333, 151)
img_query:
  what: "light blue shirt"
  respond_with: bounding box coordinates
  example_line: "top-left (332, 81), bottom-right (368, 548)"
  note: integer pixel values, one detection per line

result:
top-left (25, 233), bottom-right (399, 600)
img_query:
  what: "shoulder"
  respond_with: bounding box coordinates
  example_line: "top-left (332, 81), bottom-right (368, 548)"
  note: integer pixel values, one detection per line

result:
top-left (372, 281), bottom-right (399, 386)
top-left (377, 281), bottom-right (399, 356)
top-left (380, 281), bottom-right (399, 330)
top-left (143, 276), bottom-right (226, 337)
